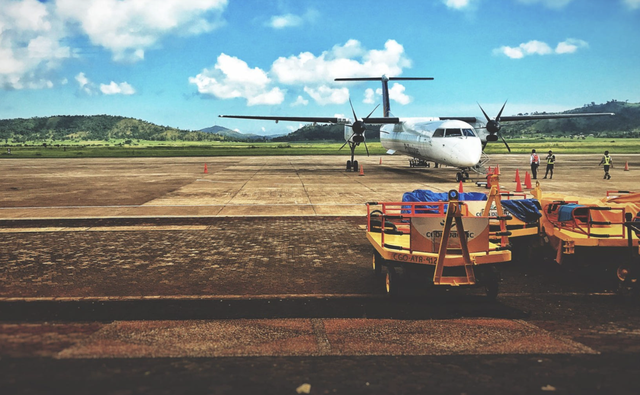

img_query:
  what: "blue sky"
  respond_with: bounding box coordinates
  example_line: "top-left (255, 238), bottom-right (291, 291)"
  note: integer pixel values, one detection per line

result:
top-left (1, 0), bottom-right (639, 135)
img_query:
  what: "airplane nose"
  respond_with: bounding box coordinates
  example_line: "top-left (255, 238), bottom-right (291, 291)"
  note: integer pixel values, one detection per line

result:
top-left (457, 139), bottom-right (482, 167)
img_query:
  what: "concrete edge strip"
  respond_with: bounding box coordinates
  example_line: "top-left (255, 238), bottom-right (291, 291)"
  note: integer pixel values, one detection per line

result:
top-left (0, 293), bottom-right (383, 302)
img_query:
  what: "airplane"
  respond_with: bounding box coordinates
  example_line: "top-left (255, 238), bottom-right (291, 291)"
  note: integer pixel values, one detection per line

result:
top-left (220, 75), bottom-right (614, 181)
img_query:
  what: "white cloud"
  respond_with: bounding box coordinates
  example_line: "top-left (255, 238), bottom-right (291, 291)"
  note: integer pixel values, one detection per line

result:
top-left (303, 86), bottom-right (349, 106)
top-left (622, 0), bottom-right (640, 9)
top-left (515, 0), bottom-right (574, 9)
top-left (388, 83), bottom-right (411, 105)
top-left (363, 88), bottom-right (376, 104)
top-left (100, 81), bottom-right (136, 95)
top-left (0, 0), bottom-right (72, 89)
top-left (443, 0), bottom-right (471, 9)
top-left (56, 0), bottom-right (228, 62)
top-left (266, 9), bottom-right (319, 29)
top-left (271, 39), bottom-right (411, 85)
top-left (494, 39), bottom-right (588, 59)
top-left (291, 95), bottom-right (309, 106)
top-left (75, 72), bottom-right (135, 95)
top-left (555, 38), bottom-right (588, 54)
top-left (189, 53), bottom-right (285, 105)
top-left (192, 40), bottom-right (413, 106)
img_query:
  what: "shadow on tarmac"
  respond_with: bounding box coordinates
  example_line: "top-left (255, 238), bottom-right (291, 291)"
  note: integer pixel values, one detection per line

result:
top-left (0, 295), bottom-right (529, 322)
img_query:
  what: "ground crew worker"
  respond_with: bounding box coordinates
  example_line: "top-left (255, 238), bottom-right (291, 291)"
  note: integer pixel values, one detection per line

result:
top-left (543, 150), bottom-right (555, 179)
top-left (530, 149), bottom-right (540, 179)
top-left (599, 150), bottom-right (613, 179)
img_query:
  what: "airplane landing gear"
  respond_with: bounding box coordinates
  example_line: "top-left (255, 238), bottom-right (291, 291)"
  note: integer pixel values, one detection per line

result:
top-left (456, 170), bottom-right (470, 182)
top-left (345, 141), bottom-right (360, 172)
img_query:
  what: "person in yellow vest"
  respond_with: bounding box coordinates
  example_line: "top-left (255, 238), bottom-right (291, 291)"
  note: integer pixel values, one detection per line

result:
top-left (530, 149), bottom-right (540, 179)
top-left (543, 150), bottom-right (555, 179)
top-left (599, 150), bottom-right (613, 180)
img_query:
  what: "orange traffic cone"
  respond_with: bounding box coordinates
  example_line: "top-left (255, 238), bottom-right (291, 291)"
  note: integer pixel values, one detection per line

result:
top-left (524, 171), bottom-right (532, 189)
top-left (515, 178), bottom-right (523, 193)
top-left (459, 180), bottom-right (464, 193)
top-left (625, 161), bottom-right (629, 171)
top-left (379, 157), bottom-right (382, 165)
top-left (488, 166), bottom-right (492, 174)
top-left (359, 165), bottom-right (365, 176)
top-left (496, 164), bottom-right (501, 175)
top-left (514, 169), bottom-right (520, 183)
top-left (204, 163), bottom-right (208, 174)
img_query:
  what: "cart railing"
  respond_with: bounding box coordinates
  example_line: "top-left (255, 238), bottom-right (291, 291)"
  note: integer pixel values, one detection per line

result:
top-left (548, 204), bottom-right (628, 239)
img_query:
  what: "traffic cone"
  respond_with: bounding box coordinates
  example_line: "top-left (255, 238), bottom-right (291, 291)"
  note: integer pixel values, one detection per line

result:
top-left (459, 180), bottom-right (464, 193)
top-left (359, 165), bottom-right (365, 176)
top-left (379, 157), bottom-right (382, 165)
top-left (204, 163), bottom-right (208, 174)
top-left (488, 166), bottom-right (492, 174)
top-left (514, 169), bottom-right (520, 182)
top-left (514, 170), bottom-right (523, 192)
top-left (625, 161), bottom-right (629, 171)
top-left (524, 171), bottom-right (532, 189)
top-left (496, 164), bottom-right (501, 175)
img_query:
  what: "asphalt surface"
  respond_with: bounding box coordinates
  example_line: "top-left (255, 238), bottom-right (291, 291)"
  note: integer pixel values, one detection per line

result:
top-left (1, 155), bottom-right (640, 394)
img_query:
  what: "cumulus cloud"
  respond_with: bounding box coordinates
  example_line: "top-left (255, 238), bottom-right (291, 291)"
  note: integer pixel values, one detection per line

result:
top-left (75, 72), bottom-right (135, 95)
top-left (622, 0), bottom-right (640, 9)
top-left (442, 0), bottom-right (480, 11)
top-left (189, 53), bottom-right (285, 105)
top-left (56, 0), bottom-right (228, 62)
top-left (271, 39), bottom-right (411, 86)
top-left (515, 0), bottom-right (574, 9)
top-left (266, 8), bottom-right (319, 29)
top-left (191, 39), bottom-right (413, 106)
top-left (291, 95), bottom-right (309, 106)
top-left (493, 39), bottom-right (588, 59)
top-left (100, 81), bottom-right (135, 95)
top-left (0, 0), bottom-right (72, 89)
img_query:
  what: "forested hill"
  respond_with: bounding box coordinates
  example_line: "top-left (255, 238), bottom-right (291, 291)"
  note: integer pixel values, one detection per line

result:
top-left (0, 115), bottom-right (228, 143)
top-left (502, 100), bottom-right (640, 138)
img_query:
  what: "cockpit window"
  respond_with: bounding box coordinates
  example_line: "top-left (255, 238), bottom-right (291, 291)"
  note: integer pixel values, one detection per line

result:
top-left (462, 128), bottom-right (475, 137)
top-left (433, 129), bottom-right (444, 137)
top-left (445, 128), bottom-right (462, 137)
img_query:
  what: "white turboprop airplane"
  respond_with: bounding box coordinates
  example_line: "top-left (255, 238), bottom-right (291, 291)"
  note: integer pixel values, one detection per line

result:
top-left (220, 75), bottom-right (614, 180)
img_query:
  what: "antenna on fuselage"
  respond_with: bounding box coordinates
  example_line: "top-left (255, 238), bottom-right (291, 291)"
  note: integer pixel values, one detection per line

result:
top-left (335, 75), bottom-right (434, 117)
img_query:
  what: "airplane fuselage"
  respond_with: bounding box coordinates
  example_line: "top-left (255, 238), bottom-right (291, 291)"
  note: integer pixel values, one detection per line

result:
top-left (377, 118), bottom-right (482, 168)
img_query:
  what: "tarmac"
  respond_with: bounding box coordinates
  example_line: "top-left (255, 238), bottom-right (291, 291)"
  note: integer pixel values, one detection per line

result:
top-left (1, 154), bottom-right (640, 394)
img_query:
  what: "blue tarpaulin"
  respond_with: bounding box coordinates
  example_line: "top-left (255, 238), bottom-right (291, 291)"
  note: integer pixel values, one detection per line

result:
top-left (501, 199), bottom-right (542, 223)
top-left (401, 190), bottom-right (488, 214)
top-left (557, 204), bottom-right (586, 222)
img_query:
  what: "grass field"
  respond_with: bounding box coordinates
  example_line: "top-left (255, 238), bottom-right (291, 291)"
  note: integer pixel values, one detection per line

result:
top-left (1, 138), bottom-right (639, 158)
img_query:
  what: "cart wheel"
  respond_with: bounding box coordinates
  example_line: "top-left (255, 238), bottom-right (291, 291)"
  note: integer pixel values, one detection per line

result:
top-left (484, 281), bottom-right (499, 300)
top-left (386, 267), bottom-right (399, 297)
top-left (372, 251), bottom-right (384, 277)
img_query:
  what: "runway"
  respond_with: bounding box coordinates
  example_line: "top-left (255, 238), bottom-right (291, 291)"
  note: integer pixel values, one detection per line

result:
top-left (1, 155), bottom-right (640, 394)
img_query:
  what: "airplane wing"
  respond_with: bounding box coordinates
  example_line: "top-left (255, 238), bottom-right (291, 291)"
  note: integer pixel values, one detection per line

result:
top-left (440, 112), bottom-right (614, 123)
top-left (219, 115), bottom-right (401, 124)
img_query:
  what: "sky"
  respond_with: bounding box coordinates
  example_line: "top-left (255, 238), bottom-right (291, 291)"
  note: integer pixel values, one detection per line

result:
top-left (1, 0), bottom-right (639, 135)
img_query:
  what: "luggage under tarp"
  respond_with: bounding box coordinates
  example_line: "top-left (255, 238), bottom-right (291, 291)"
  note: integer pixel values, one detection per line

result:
top-left (402, 189), bottom-right (542, 223)
top-left (501, 199), bottom-right (542, 224)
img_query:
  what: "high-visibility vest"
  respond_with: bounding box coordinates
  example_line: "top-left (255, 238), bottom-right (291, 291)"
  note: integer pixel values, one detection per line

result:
top-left (603, 155), bottom-right (611, 165)
top-left (547, 155), bottom-right (555, 165)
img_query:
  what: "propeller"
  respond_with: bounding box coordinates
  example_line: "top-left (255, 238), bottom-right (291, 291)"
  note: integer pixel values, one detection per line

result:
top-left (478, 101), bottom-right (511, 152)
top-left (339, 99), bottom-right (379, 156)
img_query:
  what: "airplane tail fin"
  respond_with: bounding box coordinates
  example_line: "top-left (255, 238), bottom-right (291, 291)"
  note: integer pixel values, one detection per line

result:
top-left (335, 76), bottom-right (433, 117)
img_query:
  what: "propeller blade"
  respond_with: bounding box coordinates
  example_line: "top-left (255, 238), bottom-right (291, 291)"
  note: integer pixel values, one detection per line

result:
top-left (339, 133), bottom-right (354, 150)
top-left (363, 140), bottom-right (370, 156)
top-left (478, 103), bottom-right (491, 122)
top-left (499, 133), bottom-right (511, 153)
top-left (496, 100), bottom-right (508, 121)
top-left (364, 104), bottom-right (380, 120)
top-left (349, 98), bottom-right (358, 122)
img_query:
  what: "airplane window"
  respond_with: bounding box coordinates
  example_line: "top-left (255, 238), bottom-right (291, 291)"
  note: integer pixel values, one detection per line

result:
top-left (462, 129), bottom-right (476, 137)
top-left (445, 129), bottom-right (462, 137)
top-left (433, 129), bottom-right (444, 137)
